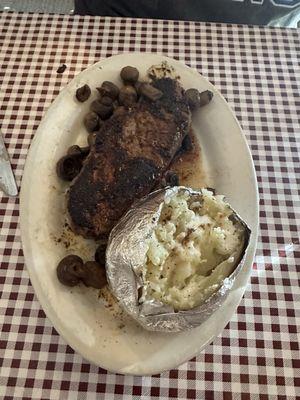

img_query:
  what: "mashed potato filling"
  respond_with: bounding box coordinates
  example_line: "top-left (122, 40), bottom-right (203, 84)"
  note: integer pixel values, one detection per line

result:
top-left (142, 189), bottom-right (245, 311)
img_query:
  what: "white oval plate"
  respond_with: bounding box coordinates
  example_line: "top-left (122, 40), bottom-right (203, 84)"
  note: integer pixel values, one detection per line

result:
top-left (20, 53), bottom-right (258, 375)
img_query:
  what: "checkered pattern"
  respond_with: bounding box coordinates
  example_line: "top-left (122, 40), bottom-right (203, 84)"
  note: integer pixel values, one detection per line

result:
top-left (0, 11), bottom-right (299, 399)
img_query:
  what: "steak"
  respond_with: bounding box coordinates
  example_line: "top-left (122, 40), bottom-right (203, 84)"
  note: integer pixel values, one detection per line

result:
top-left (68, 78), bottom-right (191, 240)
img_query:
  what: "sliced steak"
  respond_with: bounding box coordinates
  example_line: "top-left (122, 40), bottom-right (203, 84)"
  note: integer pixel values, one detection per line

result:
top-left (68, 78), bottom-right (190, 240)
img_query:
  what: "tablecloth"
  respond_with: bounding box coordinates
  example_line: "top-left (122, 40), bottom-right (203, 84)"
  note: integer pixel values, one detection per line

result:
top-left (0, 11), bottom-right (299, 399)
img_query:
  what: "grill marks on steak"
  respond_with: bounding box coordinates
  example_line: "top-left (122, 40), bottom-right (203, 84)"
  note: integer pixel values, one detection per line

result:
top-left (68, 78), bottom-right (190, 239)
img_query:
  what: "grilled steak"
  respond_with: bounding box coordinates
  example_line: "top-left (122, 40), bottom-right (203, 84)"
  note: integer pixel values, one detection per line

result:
top-left (68, 78), bottom-right (191, 240)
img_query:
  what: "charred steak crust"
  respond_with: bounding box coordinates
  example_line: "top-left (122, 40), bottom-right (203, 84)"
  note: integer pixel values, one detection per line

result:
top-left (68, 78), bottom-right (191, 239)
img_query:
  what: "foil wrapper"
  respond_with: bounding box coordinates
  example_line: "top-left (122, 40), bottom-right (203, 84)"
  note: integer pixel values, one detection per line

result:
top-left (106, 187), bottom-right (251, 332)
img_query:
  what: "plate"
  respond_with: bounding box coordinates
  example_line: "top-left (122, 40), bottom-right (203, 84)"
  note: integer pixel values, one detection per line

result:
top-left (20, 53), bottom-right (258, 375)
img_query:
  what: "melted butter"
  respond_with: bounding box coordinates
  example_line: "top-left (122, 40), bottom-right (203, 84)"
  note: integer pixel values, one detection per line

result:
top-left (170, 129), bottom-right (206, 189)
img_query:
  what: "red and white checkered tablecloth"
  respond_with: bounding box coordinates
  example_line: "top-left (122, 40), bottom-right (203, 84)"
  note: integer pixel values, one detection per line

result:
top-left (0, 11), bottom-right (299, 399)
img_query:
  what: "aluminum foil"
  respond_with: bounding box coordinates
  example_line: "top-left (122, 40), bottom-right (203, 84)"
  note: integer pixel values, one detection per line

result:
top-left (106, 187), bottom-right (251, 332)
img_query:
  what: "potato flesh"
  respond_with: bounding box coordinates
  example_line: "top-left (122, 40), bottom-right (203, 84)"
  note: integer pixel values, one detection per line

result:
top-left (142, 189), bottom-right (245, 311)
